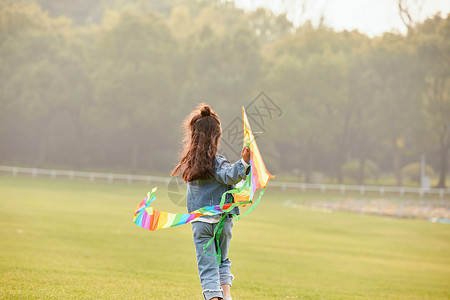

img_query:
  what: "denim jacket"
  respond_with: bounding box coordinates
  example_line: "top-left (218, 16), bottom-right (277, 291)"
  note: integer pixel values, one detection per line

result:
top-left (186, 154), bottom-right (247, 215)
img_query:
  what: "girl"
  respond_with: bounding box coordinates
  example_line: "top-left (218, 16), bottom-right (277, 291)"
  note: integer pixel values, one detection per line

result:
top-left (172, 104), bottom-right (250, 300)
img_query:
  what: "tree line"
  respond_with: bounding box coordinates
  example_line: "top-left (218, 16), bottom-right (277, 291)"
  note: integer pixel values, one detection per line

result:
top-left (0, 0), bottom-right (449, 187)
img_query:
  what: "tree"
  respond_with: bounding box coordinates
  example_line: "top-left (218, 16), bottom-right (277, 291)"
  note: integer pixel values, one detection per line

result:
top-left (367, 33), bottom-right (423, 186)
top-left (264, 28), bottom-right (373, 183)
top-left (90, 11), bottom-right (178, 172)
top-left (0, 2), bottom-right (88, 167)
top-left (412, 14), bottom-right (450, 188)
top-left (181, 23), bottom-right (262, 116)
top-left (346, 46), bottom-right (382, 185)
top-left (398, 0), bottom-right (426, 30)
top-left (246, 8), bottom-right (293, 44)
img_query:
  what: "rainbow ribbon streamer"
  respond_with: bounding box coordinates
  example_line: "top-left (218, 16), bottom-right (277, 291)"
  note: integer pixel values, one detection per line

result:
top-left (133, 107), bottom-right (273, 264)
top-left (133, 187), bottom-right (250, 231)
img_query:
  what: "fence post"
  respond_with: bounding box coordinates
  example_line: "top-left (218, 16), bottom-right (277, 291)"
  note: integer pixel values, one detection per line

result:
top-left (340, 185), bottom-right (345, 195)
top-left (360, 186), bottom-right (365, 195)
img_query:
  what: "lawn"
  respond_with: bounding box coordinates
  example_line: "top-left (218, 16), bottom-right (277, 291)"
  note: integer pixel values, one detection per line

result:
top-left (0, 175), bottom-right (449, 299)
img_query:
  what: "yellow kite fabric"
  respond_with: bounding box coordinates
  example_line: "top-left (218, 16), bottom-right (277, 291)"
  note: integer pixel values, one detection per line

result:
top-left (233, 107), bottom-right (274, 204)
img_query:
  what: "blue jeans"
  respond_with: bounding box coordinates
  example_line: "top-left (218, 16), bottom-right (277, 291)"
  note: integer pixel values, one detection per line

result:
top-left (192, 217), bottom-right (234, 300)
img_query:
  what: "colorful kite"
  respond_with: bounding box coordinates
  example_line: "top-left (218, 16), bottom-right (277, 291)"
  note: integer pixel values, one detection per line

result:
top-left (133, 107), bottom-right (273, 264)
top-left (231, 107), bottom-right (273, 216)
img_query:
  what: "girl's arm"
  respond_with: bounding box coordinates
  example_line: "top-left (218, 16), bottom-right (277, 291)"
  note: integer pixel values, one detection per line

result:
top-left (214, 152), bottom-right (249, 185)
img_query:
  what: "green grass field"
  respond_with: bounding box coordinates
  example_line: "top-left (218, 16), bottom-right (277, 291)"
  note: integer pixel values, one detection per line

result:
top-left (0, 176), bottom-right (449, 299)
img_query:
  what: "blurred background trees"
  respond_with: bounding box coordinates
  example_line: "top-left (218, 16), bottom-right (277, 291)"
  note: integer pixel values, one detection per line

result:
top-left (0, 0), bottom-right (448, 187)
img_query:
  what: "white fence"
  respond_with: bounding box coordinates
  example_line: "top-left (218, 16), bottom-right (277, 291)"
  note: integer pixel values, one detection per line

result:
top-left (269, 181), bottom-right (449, 199)
top-left (1, 165), bottom-right (449, 199)
top-left (0, 165), bottom-right (170, 185)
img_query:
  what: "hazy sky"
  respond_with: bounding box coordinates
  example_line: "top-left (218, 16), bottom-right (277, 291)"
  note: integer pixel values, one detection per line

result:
top-left (232, 0), bottom-right (450, 36)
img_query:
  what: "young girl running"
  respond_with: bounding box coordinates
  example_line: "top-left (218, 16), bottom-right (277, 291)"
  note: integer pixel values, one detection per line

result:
top-left (172, 104), bottom-right (250, 300)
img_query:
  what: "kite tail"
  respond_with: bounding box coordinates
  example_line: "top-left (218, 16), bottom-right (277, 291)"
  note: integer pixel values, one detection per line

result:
top-left (202, 176), bottom-right (252, 265)
top-left (133, 185), bottom-right (251, 232)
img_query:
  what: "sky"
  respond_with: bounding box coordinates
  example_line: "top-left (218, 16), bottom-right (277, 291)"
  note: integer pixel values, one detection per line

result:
top-left (232, 0), bottom-right (450, 36)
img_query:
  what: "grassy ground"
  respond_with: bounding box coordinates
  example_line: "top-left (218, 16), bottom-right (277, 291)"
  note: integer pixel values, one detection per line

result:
top-left (0, 176), bottom-right (449, 299)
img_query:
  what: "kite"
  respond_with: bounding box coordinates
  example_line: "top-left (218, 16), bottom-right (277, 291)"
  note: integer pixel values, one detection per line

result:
top-left (133, 107), bottom-right (273, 264)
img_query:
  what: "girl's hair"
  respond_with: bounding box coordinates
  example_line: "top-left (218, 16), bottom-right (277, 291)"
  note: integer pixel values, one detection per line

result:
top-left (171, 103), bottom-right (222, 182)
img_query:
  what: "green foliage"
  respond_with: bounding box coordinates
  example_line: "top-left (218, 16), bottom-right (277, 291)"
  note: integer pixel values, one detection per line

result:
top-left (402, 162), bottom-right (436, 182)
top-left (342, 159), bottom-right (379, 182)
top-left (91, 11), bottom-right (177, 130)
top-left (410, 14), bottom-right (450, 188)
top-left (0, 1), bottom-right (89, 166)
top-left (0, 1), bottom-right (448, 186)
top-left (246, 8), bottom-right (293, 43)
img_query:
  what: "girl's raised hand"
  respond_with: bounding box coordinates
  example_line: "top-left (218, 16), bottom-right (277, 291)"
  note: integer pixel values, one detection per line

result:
top-left (241, 147), bottom-right (250, 164)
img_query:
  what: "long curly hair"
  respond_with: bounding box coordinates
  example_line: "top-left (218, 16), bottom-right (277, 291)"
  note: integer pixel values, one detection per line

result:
top-left (171, 103), bottom-right (222, 182)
